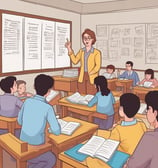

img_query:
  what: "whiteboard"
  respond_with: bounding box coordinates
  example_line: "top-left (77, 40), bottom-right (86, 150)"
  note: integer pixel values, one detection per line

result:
top-left (1, 12), bottom-right (71, 74)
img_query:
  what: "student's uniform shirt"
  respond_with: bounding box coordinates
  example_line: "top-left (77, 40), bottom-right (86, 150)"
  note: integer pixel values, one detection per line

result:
top-left (109, 120), bottom-right (147, 155)
top-left (18, 95), bottom-right (61, 145)
top-left (102, 72), bottom-right (116, 79)
top-left (119, 70), bottom-right (140, 86)
top-left (127, 128), bottom-right (158, 168)
top-left (0, 93), bottom-right (23, 117)
top-left (139, 78), bottom-right (158, 87)
top-left (88, 91), bottom-right (115, 116)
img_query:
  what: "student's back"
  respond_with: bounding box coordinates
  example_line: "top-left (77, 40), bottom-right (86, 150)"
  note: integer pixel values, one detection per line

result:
top-left (110, 121), bottom-right (146, 155)
top-left (89, 91), bottom-right (114, 116)
top-left (0, 94), bottom-right (22, 117)
top-left (18, 95), bottom-right (60, 145)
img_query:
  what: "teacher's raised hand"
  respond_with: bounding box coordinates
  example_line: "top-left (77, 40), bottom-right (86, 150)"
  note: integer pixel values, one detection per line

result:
top-left (65, 38), bottom-right (72, 53)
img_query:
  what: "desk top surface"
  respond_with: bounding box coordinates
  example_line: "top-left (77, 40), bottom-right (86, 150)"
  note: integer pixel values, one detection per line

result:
top-left (52, 75), bottom-right (78, 82)
top-left (133, 86), bottom-right (158, 91)
top-left (117, 79), bottom-right (133, 83)
top-left (49, 117), bottom-right (98, 144)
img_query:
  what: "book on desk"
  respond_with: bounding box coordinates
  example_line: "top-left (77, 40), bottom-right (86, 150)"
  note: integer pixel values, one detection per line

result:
top-left (49, 118), bottom-right (81, 136)
top-left (66, 92), bottom-right (94, 105)
top-left (78, 135), bottom-right (119, 162)
top-left (64, 136), bottom-right (129, 168)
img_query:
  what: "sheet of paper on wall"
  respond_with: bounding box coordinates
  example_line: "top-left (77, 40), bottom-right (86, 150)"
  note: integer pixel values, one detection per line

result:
top-left (46, 89), bottom-right (59, 102)
top-left (66, 92), bottom-right (94, 105)
top-left (137, 103), bottom-right (147, 114)
top-left (63, 69), bottom-right (78, 77)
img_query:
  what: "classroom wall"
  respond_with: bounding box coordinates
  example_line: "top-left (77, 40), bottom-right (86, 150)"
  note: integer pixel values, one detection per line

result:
top-left (0, 0), bottom-right (81, 93)
top-left (81, 8), bottom-right (158, 80)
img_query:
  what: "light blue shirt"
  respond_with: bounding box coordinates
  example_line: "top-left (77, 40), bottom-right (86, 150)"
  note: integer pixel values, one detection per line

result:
top-left (88, 91), bottom-right (115, 116)
top-left (119, 70), bottom-right (140, 86)
top-left (82, 47), bottom-right (94, 72)
top-left (18, 95), bottom-right (61, 145)
top-left (121, 119), bottom-right (137, 126)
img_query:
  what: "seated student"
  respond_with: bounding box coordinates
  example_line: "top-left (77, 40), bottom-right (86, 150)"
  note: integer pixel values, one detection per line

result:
top-left (102, 64), bottom-right (116, 79)
top-left (88, 76), bottom-right (115, 130)
top-left (138, 69), bottom-right (158, 88)
top-left (119, 61), bottom-right (140, 86)
top-left (0, 76), bottom-right (23, 136)
top-left (86, 93), bottom-right (147, 168)
top-left (16, 80), bottom-right (33, 100)
top-left (18, 74), bottom-right (61, 168)
top-left (124, 91), bottom-right (158, 168)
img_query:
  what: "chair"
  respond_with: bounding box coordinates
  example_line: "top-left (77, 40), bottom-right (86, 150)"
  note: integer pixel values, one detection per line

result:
top-left (0, 116), bottom-right (21, 135)
top-left (0, 133), bottom-right (52, 168)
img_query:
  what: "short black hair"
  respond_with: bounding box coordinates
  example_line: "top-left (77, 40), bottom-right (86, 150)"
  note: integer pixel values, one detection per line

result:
top-left (145, 91), bottom-right (158, 121)
top-left (126, 61), bottom-right (133, 67)
top-left (120, 93), bottom-right (140, 118)
top-left (145, 69), bottom-right (154, 79)
top-left (34, 74), bottom-right (54, 96)
top-left (0, 76), bottom-right (16, 93)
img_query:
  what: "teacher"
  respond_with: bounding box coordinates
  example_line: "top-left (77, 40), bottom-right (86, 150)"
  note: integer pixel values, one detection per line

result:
top-left (65, 28), bottom-right (101, 94)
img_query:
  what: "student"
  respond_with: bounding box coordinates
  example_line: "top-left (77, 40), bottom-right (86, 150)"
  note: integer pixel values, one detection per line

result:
top-left (102, 64), bottom-right (116, 79)
top-left (16, 80), bottom-right (33, 100)
top-left (88, 76), bottom-right (115, 130)
top-left (86, 93), bottom-right (147, 168)
top-left (138, 69), bottom-right (158, 88)
top-left (124, 91), bottom-right (158, 168)
top-left (0, 76), bottom-right (23, 136)
top-left (65, 28), bottom-right (101, 94)
top-left (18, 74), bottom-right (61, 168)
top-left (119, 61), bottom-right (139, 86)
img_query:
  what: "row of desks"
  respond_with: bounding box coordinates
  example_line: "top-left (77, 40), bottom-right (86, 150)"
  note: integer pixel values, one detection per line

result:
top-left (53, 76), bottom-right (133, 93)
top-left (53, 75), bottom-right (158, 101)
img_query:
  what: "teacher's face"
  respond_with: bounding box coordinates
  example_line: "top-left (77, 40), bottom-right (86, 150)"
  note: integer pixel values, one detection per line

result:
top-left (83, 33), bottom-right (93, 47)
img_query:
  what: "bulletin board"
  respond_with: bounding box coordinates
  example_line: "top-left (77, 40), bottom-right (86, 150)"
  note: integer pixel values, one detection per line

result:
top-left (0, 10), bottom-right (72, 76)
top-left (96, 23), bottom-right (158, 68)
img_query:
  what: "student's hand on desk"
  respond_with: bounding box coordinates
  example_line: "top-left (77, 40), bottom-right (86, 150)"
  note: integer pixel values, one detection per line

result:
top-left (151, 85), bottom-right (155, 88)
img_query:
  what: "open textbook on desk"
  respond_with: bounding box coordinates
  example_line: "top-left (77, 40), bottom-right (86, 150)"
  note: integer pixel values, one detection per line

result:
top-left (57, 119), bottom-right (80, 135)
top-left (66, 92), bottom-right (94, 105)
top-left (78, 135), bottom-right (119, 162)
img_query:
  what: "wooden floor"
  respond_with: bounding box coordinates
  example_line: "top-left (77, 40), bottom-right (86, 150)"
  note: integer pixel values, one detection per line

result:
top-left (3, 150), bottom-right (16, 168)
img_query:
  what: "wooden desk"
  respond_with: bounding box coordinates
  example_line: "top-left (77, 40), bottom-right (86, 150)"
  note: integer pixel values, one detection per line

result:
top-left (0, 116), bottom-right (20, 134)
top-left (58, 95), bottom-right (120, 123)
top-left (59, 130), bottom-right (111, 168)
top-left (116, 79), bottom-right (133, 93)
top-left (107, 78), bottom-right (117, 91)
top-left (133, 86), bottom-right (158, 101)
top-left (49, 117), bottom-right (98, 168)
top-left (53, 76), bottom-right (78, 93)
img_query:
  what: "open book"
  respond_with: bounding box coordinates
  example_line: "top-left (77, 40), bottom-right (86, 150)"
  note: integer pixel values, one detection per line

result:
top-left (46, 89), bottom-right (59, 102)
top-left (143, 81), bottom-right (152, 88)
top-left (57, 119), bottom-right (80, 135)
top-left (66, 92), bottom-right (94, 105)
top-left (78, 136), bottom-right (119, 163)
top-left (137, 103), bottom-right (147, 114)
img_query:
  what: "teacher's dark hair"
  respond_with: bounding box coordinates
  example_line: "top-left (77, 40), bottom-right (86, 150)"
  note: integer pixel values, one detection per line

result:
top-left (82, 29), bottom-right (96, 45)
top-left (94, 76), bottom-right (110, 96)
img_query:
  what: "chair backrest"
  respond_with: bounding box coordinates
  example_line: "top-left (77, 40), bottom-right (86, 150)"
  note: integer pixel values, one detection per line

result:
top-left (0, 133), bottom-right (28, 153)
top-left (0, 116), bottom-right (18, 134)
